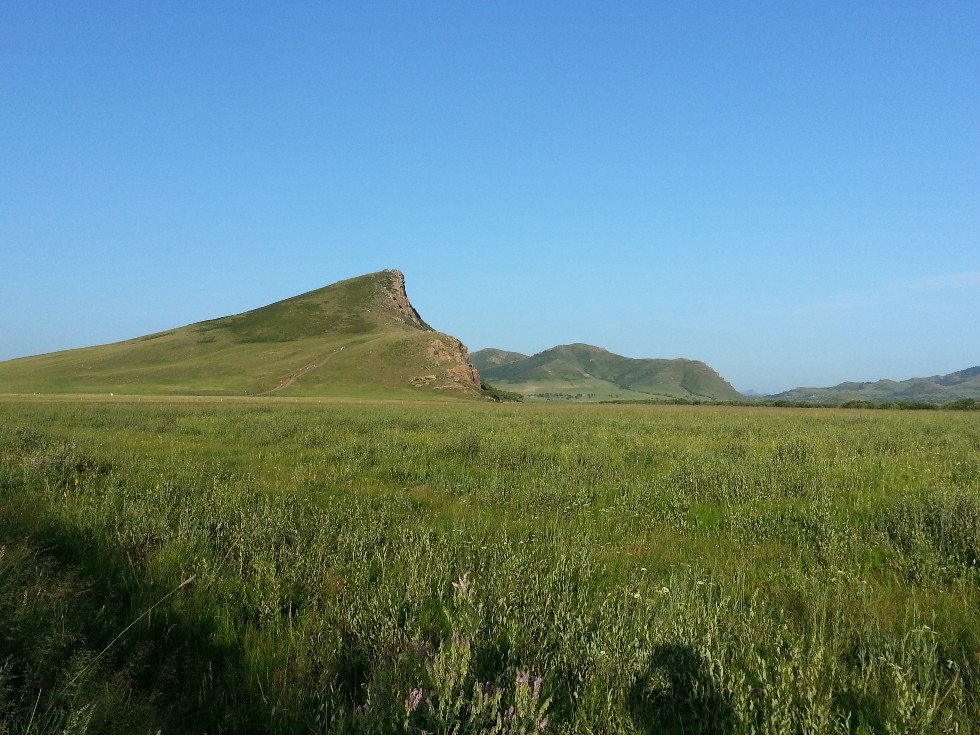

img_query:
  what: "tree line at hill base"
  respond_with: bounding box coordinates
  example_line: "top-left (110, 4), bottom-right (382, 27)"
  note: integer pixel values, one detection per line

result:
top-left (598, 397), bottom-right (980, 410)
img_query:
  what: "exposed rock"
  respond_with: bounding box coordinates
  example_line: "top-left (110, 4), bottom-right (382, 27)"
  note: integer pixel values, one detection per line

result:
top-left (426, 334), bottom-right (480, 390)
top-left (380, 268), bottom-right (482, 393)
top-left (382, 269), bottom-right (431, 330)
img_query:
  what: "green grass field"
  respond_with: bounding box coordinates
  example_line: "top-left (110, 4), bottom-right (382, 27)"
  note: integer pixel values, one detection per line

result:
top-left (0, 397), bottom-right (977, 733)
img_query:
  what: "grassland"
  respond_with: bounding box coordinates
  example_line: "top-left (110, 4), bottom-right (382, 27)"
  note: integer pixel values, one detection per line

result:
top-left (0, 397), bottom-right (977, 733)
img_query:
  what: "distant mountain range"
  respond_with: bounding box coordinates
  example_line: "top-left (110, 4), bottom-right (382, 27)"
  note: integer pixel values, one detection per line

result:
top-left (768, 367), bottom-right (980, 404)
top-left (471, 344), bottom-right (742, 402)
top-left (1, 267), bottom-right (975, 405)
top-left (474, 346), bottom-right (980, 405)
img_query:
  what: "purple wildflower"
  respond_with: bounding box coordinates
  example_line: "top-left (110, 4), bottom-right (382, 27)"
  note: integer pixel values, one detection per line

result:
top-left (405, 687), bottom-right (424, 713)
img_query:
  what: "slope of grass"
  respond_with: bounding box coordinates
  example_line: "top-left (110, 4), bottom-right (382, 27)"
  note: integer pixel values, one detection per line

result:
top-left (478, 344), bottom-right (743, 401)
top-left (0, 271), bottom-right (479, 399)
top-left (773, 366), bottom-right (980, 404)
top-left (470, 348), bottom-right (529, 370)
top-left (0, 397), bottom-right (976, 733)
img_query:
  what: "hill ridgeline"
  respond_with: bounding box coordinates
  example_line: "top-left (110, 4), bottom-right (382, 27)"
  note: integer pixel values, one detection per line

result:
top-left (0, 270), bottom-right (482, 398)
top-left (472, 344), bottom-right (742, 402)
top-left (769, 366), bottom-right (980, 404)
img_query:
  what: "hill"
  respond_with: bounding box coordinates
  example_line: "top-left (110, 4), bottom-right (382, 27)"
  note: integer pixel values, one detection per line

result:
top-left (470, 348), bottom-right (528, 369)
top-left (472, 343), bottom-right (742, 401)
top-left (770, 366), bottom-right (980, 404)
top-left (0, 270), bottom-right (482, 398)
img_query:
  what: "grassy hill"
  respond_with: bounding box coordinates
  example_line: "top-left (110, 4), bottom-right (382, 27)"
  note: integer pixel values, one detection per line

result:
top-left (771, 366), bottom-right (980, 404)
top-left (469, 348), bottom-right (528, 369)
top-left (472, 343), bottom-right (743, 401)
top-left (0, 270), bottom-right (483, 399)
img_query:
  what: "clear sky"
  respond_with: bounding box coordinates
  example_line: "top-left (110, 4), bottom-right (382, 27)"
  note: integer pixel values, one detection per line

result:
top-left (2, 2), bottom-right (978, 393)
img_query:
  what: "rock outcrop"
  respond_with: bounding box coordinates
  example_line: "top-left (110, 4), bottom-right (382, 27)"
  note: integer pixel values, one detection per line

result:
top-left (425, 336), bottom-right (482, 391)
top-left (382, 269), bottom-right (431, 330)
top-left (378, 269), bottom-right (482, 392)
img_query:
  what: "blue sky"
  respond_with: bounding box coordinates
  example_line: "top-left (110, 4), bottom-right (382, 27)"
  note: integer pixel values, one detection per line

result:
top-left (2, 2), bottom-right (978, 393)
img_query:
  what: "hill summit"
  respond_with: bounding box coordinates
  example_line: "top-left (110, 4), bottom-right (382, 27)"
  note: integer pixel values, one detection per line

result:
top-left (770, 366), bottom-right (980, 404)
top-left (471, 343), bottom-right (742, 401)
top-left (0, 270), bottom-right (482, 398)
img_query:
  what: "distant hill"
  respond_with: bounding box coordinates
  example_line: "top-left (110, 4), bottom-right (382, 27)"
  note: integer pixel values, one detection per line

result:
top-left (472, 343), bottom-right (742, 402)
top-left (771, 366), bottom-right (980, 404)
top-left (0, 270), bottom-right (482, 399)
top-left (471, 348), bottom-right (528, 369)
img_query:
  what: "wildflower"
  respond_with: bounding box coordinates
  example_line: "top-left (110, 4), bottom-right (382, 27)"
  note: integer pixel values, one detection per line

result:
top-left (659, 586), bottom-right (670, 595)
top-left (405, 687), bottom-right (424, 713)
top-left (632, 592), bottom-right (641, 600)
top-left (452, 572), bottom-right (473, 599)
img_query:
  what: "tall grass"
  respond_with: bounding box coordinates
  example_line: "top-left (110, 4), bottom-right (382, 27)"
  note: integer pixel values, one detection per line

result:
top-left (0, 399), bottom-right (977, 732)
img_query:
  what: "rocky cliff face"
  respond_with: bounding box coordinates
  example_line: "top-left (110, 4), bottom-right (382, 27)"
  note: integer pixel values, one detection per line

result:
top-left (381, 269), bottom-right (431, 330)
top-left (426, 336), bottom-right (482, 390)
top-left (381, 269), bottom-right (482, 393)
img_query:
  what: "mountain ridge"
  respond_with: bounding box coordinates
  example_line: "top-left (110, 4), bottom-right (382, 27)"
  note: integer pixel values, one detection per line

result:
top-left (472, 343), bottom-right (742, 402)
top-left (5, 268), bottom-right (974, 404)
top-left (0, 270), bottom-right (482, 399)
top-left (769, 366), bottom-right (980, 404)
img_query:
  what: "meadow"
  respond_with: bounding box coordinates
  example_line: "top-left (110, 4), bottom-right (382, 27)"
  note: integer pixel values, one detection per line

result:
top-left (0, 397), bottom-right (977, 733)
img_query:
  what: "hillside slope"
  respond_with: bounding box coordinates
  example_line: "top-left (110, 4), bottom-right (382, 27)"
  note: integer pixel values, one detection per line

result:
top-left (0, 270), bottom-right (482, 398)
top-left (771, 366), bottom-right (980, 404)
top-left (472, 343), bottom-right (742, 401)
top-left (470, 348), bottom-right (528, 369)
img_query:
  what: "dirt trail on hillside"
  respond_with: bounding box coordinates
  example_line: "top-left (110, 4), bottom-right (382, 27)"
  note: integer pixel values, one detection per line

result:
top-left (252, 347), bottom-right (345, 396)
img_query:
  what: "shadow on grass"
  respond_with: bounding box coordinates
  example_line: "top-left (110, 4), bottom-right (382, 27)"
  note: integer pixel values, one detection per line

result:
top-left (628, 642), bottom-right (734, 735)
top-left (0, 497), bottom-right (270, 734)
